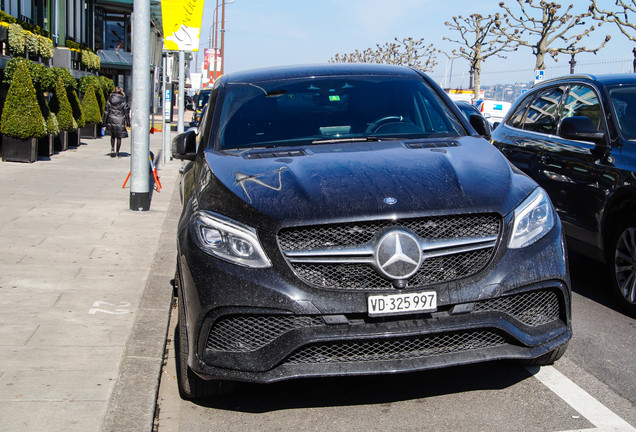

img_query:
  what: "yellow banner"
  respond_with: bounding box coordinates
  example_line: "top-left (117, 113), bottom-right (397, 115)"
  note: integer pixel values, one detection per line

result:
top-left (161, 0), bottom-right (205, 51)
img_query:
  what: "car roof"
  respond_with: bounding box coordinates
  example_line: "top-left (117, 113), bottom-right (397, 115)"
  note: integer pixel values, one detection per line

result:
top-left (223, 63), bottom-right (423, 84)
top-left (534, 73), bottom-right (636, 88)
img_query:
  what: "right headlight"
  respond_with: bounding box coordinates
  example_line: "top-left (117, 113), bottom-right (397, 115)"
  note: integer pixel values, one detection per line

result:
top-left (509, 188), bottom-right (555, 249)
top-left (190, 211), bottom-right (272, 268)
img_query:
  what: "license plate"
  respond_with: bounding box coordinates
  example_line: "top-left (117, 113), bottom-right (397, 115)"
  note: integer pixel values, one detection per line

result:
top-left (367, 291), bottom-right (437, 316)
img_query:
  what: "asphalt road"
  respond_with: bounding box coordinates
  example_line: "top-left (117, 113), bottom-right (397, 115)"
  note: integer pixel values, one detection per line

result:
top-left (154, 254), bottom-right (636, 432)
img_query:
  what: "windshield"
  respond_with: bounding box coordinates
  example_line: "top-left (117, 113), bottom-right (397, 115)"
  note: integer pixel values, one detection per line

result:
top-left (216, 76), bottom-right (464, 149)
top-left (197, 91), bottom-right (211, 110)
top-left (609, 85), bottom-right (636, 140)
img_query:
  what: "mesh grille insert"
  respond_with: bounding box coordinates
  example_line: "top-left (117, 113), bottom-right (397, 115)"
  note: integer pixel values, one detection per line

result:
top-left (285, 330), bottom-right (508, 364)
top-left (475, 289), bottom-right (561, 326)
top-left (206, 315), bottom-right (323, 352)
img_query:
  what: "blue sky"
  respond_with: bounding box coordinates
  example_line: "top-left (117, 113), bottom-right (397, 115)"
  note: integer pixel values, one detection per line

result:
top-left (196, 0), bottom-right (634, 87)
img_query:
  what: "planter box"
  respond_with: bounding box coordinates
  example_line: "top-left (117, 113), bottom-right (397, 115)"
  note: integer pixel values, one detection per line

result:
top-left (54, 130), bottom-right (68, 151)
top-left (80, 123), bottom-right (97, 139)
top-left (68, 129), bottom-right (81, 147)
top-left (38, 134), bottom-right (55, 157)
top-left (2, 136), bottom-right (38, 163)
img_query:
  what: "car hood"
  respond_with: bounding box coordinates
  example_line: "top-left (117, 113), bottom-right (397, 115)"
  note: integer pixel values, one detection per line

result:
top-left (201, 137), bottom-right (536, 225)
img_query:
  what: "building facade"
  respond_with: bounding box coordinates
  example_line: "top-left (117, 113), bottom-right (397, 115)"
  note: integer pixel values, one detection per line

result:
top-left (0, 0), bottom-right (164, 98)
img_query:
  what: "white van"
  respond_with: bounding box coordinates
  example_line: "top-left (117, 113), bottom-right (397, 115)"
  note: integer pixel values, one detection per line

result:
top-left (476, 100), bottom-right (511, 127)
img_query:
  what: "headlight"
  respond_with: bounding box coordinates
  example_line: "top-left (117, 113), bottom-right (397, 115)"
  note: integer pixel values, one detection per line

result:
top-left (509, 188), bottom-right (555, 249)
top-left (190, 211), bottom-right (271, 268)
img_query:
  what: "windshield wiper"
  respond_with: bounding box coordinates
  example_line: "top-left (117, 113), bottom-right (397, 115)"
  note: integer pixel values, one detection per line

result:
top-left (311, 136), bottom-right (381, 145)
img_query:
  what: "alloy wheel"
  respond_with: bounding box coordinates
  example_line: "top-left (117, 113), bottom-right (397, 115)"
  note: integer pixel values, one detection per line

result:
top-left (614, 226), bottom-right (636, 304)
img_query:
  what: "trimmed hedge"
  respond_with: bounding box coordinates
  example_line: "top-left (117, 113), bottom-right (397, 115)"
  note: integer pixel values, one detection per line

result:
top-left (0, 61), bottom-right (46, 139)
top-left (68, 87), bottom-right (85, 129)
top-left (50, 76), bottom-right (75, 131)
top-left (81, 83), bottom-right (101, 124)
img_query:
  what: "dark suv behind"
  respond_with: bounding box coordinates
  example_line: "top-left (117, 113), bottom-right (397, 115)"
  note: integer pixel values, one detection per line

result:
top-left (491, 74), bottom-right (636, 316)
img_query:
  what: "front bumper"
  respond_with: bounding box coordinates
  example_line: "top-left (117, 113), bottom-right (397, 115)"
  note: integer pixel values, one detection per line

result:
top-left (191, 282), bottom-right (570, 383)
top-left (178, 209), bottom-right (571, 384)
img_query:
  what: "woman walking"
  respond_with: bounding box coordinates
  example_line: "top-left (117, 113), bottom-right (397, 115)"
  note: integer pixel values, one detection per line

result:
top-left (103, 87), bottom-right (130, 157)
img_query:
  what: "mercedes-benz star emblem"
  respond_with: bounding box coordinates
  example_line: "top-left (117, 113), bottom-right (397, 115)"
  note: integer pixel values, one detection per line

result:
top-left (374, 230), bottom-right (422, 280)
top-left (383, 197), bottom-right (398, 205)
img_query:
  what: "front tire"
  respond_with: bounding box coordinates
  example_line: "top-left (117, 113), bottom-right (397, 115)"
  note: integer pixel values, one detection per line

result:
top-left (609, 217), bottom-right (636, 317)
top-left (174, 263), bottom-right (235, 399)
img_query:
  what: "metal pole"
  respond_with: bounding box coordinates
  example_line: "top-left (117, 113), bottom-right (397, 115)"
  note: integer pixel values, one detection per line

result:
top-left (162, 54), bottom-right (169, 166)
top-left (212, 0), bottom-right (219, 84)
top-left (221, 0), bottom-right (226, 75)
top-left (130, 0), bottom-right (151, 211)
top-left (177, 50), bottom-right (185, 133)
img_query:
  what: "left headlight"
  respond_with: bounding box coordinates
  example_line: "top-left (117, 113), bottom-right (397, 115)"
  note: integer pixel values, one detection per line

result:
top-left (509, 188), bottom-right (555, 249)
top-left (190, 211), bottom-right (272, 268)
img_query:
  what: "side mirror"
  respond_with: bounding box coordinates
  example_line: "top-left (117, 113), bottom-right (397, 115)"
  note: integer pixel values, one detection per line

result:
top-left (469, 113), bottom-right (492, 140)
top-left (172, 130), bottom-right (197, 160)
top-left (559, 116), bottom-right (606, 145)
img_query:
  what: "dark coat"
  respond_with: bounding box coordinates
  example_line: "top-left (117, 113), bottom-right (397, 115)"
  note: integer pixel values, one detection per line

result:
top-left (103, 93), bottom-right (130, 138)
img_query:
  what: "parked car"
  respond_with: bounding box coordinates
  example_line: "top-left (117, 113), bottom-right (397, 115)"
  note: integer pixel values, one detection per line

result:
top-left (172, 63), bottom-right (571, 399)
top-left (455, 100), bottom-right (492, 138)
top-left (476, 100), bottom-right (512, 127)
top-left (491, 73), bottom-right (636, 316)
top-left (190, 88), bottom-right (211, 126)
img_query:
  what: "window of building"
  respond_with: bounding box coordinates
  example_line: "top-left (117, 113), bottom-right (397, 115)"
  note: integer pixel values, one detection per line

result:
top-left (100, 11), bottom-right (130, 51)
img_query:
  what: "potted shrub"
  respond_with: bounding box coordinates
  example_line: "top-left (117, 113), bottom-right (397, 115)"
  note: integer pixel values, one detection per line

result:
top-left (67, 86), bottom-right (85, 146)
top-left (25, 30), bottom-right (39, 60)
top-left (49, 75), bottom-right (75, 151)
top-left (31, 63), bottom-right (57, 156)
top-left (80, 83), bottom-right (100, 138)
top-left (38, 35), bottom-right (55, 65)
top-left (7, 22), bottom-right (24, 56)
top-left (1, 61), bottom-right (47, 162)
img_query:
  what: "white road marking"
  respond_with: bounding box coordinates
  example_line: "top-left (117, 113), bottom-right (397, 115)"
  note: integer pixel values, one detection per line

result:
top-left (527, 365), bottom-right (636, 432)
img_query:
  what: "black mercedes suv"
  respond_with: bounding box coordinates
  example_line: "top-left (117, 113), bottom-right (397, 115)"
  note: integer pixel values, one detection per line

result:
top-left (491, 74), bottom-right (636, 317)
top-left (172, 64), bottom-right (571, 399)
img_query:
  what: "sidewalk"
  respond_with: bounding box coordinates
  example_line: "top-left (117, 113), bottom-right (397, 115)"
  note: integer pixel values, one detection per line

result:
top-left (0, 129), bottom-right (181, 431)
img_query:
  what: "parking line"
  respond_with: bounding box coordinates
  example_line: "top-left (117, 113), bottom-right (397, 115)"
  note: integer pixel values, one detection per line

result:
top-left (527, 365), bottom-right (636, 432)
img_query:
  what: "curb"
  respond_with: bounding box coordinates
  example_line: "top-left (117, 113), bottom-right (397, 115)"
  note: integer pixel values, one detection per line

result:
top-left (101, 181), bottom-right (181, 432)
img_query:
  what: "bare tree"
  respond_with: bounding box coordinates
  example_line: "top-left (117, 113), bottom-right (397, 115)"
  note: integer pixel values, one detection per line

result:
top-left (444, 13), bottom-right (515, 99)
top-left (331, 37), bottom-right (438, 72)
top-left (589, 0), bottom-right (636, 41)
top-left (496, 0), bottom-right (610, 71)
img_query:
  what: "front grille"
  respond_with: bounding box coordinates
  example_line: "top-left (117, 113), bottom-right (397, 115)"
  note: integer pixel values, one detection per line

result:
top-left (279, 215), bottom-right (500, 251)
top-left (278, 214), bottom-right (501, 291)
top-left (285, 330), bottom-right (509, 364)
top-left (474, 289), bottom-right (561, 326)
top-left (292, 248), bottom-right (493, 291)
top-left (205, 290), bottom-right (561, 354)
